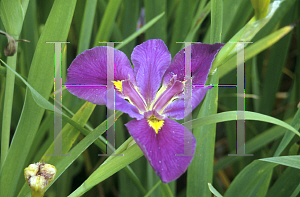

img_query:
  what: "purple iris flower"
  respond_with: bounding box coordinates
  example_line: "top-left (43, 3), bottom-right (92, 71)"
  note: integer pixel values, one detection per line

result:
top-left (66, 39), bottom-right (224, 183)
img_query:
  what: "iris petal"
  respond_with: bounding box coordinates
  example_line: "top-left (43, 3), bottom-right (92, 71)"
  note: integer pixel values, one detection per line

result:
top-left (162, 86), bottom-right (212, 119)
top-left (163, 43), bottom-right (224, 86)
top-left (161, 43), bottom-right (224, 119)
top-left (66, 46), bottom-right (135, 105)
top-left (131, 39), bottom-right (171, 107)
top-left (152, 77), bottom-right (184, 113)
top-left (125, 118), bottom-right (196, 183)
top-left (106, 88), bottom-right (143, 120)
top-left (122, 80), bottom-right (147, 112)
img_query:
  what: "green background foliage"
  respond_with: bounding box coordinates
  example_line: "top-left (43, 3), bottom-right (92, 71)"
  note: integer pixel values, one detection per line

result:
top-left (0, 0), bottom-right (299, 196)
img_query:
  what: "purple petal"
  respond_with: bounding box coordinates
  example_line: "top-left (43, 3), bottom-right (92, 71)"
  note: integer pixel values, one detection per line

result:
top-left (125, 118), bottom-right (196, 183)
top-left (131, 39), bottom-right (171, 106)
top-left (160, 43), bottom-right (223, 119)
top-left (66, 46), bottom-right (134, 105)
top-left (66, 86), bottom-right (108, 105)
top-left (152, 76), bottom-right (184, 113)
top-left (106, 89), bottom-right (143, 120)
top-left (162, 86), bottom-right (212, 120)
top-left (163, 43), bottom-right (224, 86)
top-left (122, 80), bottom-right (147, 112)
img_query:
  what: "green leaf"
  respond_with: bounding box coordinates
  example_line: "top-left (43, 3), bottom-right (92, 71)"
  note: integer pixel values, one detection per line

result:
top-left (68, 140), bottom-right (143, 196)
top-left (291, 183), bottom-right (300, 197)
top-left (93, 0), bottom-right (122, 46)
top-left (19, 111), bottom-right (121, 197)
top-left (253, 0), bottom-right (296, 42)
top-left (40, 102), bottom-right (95, 163)
top-left (185, 111), bottom-right (300, 137)
top-left (18, 110), bottom-right (123, 197)
top-left (218, 24), bottom-right (294, 78)
top-left (144, 0), bottom-right (167, 42)
top-left (208, 183), bottom-right (223, 197)
top-left (222, 0), bottom-right (252, 42)
top-left (0, 59), bottom-right (104, 147)
top-left (239, 0), bottom-right (281, 41)
top-left (260, 156), bottom-right (300, 169)
top-left (28, 113), bottom-right (53, 163)
top-left (116, 116), bottom-right (147, 197)
top-left (187, 72), bottom-right (219, 197)
top-left (1, 54), bottom-right (18, 169)
top-left (147, 162), bottom-right (162, 197)
top-left (169, 0), bottom-right (193, 56)
top-left (214, 118), bottom-right (292, 173)
top-left (251, 56), bottom-right (260, 112)
top-left (21, 0), bottom-right (39, 73)
top-left (224, 160), bottom-right (276, 197)
top-left (0, 0), bottom-right (23, 35)
top-left (0, 0), bottom-right (29, 174)
top-left (121, 165), bottom-right (147, 195)
top-left (274, 107), bottom-right (300, 156)
top-left (257, 3), bottom-right (296, 132)
top-left (0, 59), bottom-right (55, 111)
top-left (184, 1), bottom-right (211, 42)
top-left (186, 1), bottom-right (223, 195)
top-left (160, 183), bottom-right (174, 197)
top-left (20, 0), bottom-right (30, 18)
top-left (212, 0), bottom-right (287, 72)
top-left (144, 181), bottom-right (162, 197)
top-left (266, 167), bottom-right (300, 197)
top-left (116, 12), bottom-right (165, 50)
top-left (211, 0), bottom-right (223, 43)
top-left (119, 0), bottom-right (139, 57)
top-left (225, 156), bottom-right (300, 197)
top-left (0, 65), bottom-right (26, 88)
top-left (77, 0), bottom-right (97, 54)
top-left (0, 0), bottom-right (77, 196)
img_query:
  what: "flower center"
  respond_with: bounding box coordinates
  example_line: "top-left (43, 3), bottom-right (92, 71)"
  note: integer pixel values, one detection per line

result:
top-left (113, 76), bottom-right (183, 134)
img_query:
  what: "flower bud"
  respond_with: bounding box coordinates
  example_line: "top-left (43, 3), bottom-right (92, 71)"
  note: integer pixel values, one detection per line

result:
top-left (251, 0), bottom-right (270, 20)
top-left (40, 164), bottom-right (57, 183)
top-left (24, 163), bottom-right (57, 197)
top-left (27, 175), bottom-right (47, 197)
top-left (24, 164), bottom-right (39, 181)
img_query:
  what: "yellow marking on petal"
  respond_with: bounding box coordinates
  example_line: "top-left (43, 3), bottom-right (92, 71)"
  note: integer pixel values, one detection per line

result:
top-left (113, 80), bottom-right (123, 92)
top-left (159, 96), bottom-right (179, 114)
top-left (150, 85), bottom-right (168, 110)
top-left (148, 116), bottom-right (164, 134)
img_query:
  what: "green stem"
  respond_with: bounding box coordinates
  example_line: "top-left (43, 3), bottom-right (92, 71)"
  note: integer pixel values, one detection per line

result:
top-left (1, 41), bottom-right (18, 168)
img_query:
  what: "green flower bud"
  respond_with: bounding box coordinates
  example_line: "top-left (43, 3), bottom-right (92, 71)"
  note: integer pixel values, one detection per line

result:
top-left (24, 163), bottom-right (57, 197)
top-left (251, 0), bottom-right (270, 20)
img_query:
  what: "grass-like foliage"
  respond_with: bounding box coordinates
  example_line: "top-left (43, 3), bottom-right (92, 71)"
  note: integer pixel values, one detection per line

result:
top-left (0, 0), bottom-right (299, 196)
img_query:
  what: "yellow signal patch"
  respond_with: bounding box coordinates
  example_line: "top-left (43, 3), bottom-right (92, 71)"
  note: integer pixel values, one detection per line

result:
top-left (147, 116), bottom-right (164, 134)
top-left (113, 80), bottom-right (123, 92)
